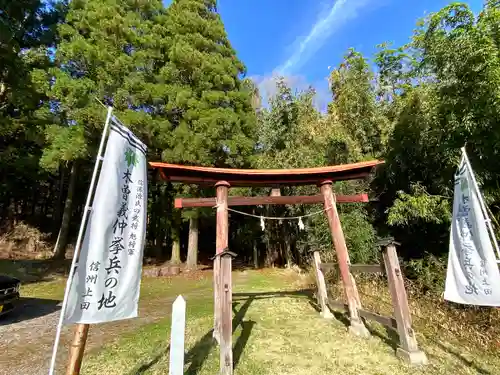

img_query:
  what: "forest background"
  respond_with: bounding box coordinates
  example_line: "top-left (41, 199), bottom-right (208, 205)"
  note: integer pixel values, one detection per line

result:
top-left (1, 0), bottom-right (500, 305)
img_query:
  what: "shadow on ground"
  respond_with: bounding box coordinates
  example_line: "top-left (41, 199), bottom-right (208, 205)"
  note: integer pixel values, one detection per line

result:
top-left (0, 297), bottom-right (60, 325)
top-left (432, 339), bottom-right (492, 374)
top-left (325, 297), bottom-right (494, 374)
top-left (126, 345), bottom-right (170, 375)
top-left (129, 289), bottom-right (318, 374)
top-left (0, 259), bottom-right (70, 284)
top-left (183, 289), bottom-right (317, 375)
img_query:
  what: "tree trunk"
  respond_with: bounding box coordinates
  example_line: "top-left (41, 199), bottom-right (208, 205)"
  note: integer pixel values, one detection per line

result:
top-left (264, 188), bottom-right (281, 267)
top-left (53, 165), bottom-right (66, 236)
top-left (31, 187), bottom-right (38, 217)
top-left (252, 208), bottom-right (259, 268)
top-left (7, 197), bottom-right (15, 231)
top-left (170, 225), bottom-right (181, 264)
top-left (21, 198), bottom-right (28, 217)
top-left (53, 163), bottom-right (78, 260)
top-left (253, 241), bottom-right (258, 269)
top-left (150, 172), bottom-right (159, 249)
top-left (283, 222), bottom-right (293, 268)
top-left (186, 216), bottom-right (199, 269)
top-left (15, 201), bottom-right (21, 224)
top-left (43, 179), bottom-right (54, 219)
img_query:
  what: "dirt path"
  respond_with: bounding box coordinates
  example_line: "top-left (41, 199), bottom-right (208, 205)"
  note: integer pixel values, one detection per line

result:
top-left (0, 284), bottom-right (212, 375)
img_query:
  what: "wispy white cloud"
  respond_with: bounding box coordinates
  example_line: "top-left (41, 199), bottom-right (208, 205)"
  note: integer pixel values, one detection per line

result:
top-left (250, 74), bottom-right (306, 101)
top-left (276, 0), bottom-right (377, 75)
top-left (249, 74), bottom-right (331, 112)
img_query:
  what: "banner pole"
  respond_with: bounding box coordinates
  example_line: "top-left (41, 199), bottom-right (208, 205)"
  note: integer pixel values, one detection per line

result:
top-left (461, 147), bottom-right (500, 260)
top-left (48, 106), bottom-right (114, 375)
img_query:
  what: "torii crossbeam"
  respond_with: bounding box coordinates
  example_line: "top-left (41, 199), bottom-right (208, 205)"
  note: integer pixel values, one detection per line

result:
top-left (149, 159), bottom-right (384, 375)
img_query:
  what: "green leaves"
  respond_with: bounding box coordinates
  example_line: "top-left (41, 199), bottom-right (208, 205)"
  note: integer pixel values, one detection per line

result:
top-left (40, 124), bottom-right (87, 171)
top-left (252, 75), bottom-right (379, 264)
top-left (158, 0), bottom-right (256, 168)
top-left (387, 184), bottom-right (451, 227)
top-left (36, 0), bottom-right (178, 173)
top-left (369, 2), bottom-right (500, 258)
top-left (124, 148), bottom-right (139, 168)
top-left (328, 48), bottom-right (389, 157)
top-left (3, 0), bottom-right (500, 269)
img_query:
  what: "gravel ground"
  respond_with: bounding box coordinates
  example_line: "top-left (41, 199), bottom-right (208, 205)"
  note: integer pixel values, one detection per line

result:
top-left (0, 299), bottom-right (154, 375)
top-left (0, 297), bottom-right (67, 375)
top-left (0, 292), bottom-right (200, 375)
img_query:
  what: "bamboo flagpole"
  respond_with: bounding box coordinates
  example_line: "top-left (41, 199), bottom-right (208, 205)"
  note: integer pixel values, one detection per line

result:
top-left (48, 106), bottom-right (114, 375)
top-left (461, 147), bottom-right (500, 261)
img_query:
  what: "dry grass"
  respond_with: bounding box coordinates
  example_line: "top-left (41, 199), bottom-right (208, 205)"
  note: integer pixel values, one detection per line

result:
top-left (328, 274), bottom-right (500, 350)
top-left (0, 223), bottom-right (71, 283)
top-left (78, 268), bottom-right (500, 375)
top-left (328, 274), bottom-right (500, 374)
top-left (0, 222), bottom-right (53, 259)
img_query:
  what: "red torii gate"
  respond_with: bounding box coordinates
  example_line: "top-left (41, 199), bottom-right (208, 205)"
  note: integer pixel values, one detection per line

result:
top-left (150, 159), bottom-right (383, 375)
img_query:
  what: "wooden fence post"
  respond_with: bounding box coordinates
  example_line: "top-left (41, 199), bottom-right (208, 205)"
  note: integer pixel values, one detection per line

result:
top-left (169, 295), bottom-right (186, 375)
top-left (213, 254), bottom-right (221, 345)
top-left (311, 251), bottom-right (334, 319)
top-left (218, 250), bottom-right (236, 375)
top-left (66, 323), bottom-right (89, 375)
top-left (320, 181), bottom-right (369, 337)
top-left (214, 181), bottom-right (230, 344)
top-left (381, 238), bottom-right (428, 365)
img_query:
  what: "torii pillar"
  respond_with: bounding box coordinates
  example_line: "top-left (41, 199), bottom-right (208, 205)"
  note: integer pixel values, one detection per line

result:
top-left (320, 181), bottom-right (369, 337)
top-left (213, 181), bottom-right (230, 345)
top-left (213, 181), bottom-right (235, 375)
top-left (149, 159), bottom-right (384, 374)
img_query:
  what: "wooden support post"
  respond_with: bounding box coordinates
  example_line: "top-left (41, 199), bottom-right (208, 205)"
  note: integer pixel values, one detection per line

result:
top-left (381, 239), bottom-right (427, 365)
top-left (270, 188), bottom-right (281, 196)
top-left (350, 273), bottom-right (363, 310)
top-left (213, 181), bottom-right (229, 344)
top-left (66, 323), bottom-right (89, 375)
top-left (218, 250), bottom-right (236, 375)
top-left (213, 252), bottom-right (221, 344)
top-left (320, 181), bottom-right (369, 337)
top-left (312, 251), bottom-right (334, 319)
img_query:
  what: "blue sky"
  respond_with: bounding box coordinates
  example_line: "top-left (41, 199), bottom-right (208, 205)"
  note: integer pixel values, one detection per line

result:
top-left (214, 0), bottom-right (484, 107)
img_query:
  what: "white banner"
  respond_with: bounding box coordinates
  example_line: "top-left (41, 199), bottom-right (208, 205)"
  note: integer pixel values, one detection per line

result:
top-left (444, 153), bottom-right (500, 306)
top-left (64, 117), bottom-right (148, 323)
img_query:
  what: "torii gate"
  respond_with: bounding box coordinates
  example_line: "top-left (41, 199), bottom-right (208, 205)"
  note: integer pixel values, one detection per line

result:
top-left (150, 160), bottom-right (383, 374)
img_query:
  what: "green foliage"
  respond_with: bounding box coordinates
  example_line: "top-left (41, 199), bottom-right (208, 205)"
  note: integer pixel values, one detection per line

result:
top-left (39, 125), bottom-right (87, 171)
top-left (160, 0), bottom-right (257, 168)
top-left (328, 48), bottom-right (390, 157)
top-left (404, 255), bottom-right (447, 294)
top-left (0, 0), bottom-right (63, 111)
top-left (387, 183), bottom-right (451, 227)
top-left (253, 77), bottom-right (378, 266)
top-left (413, 2), bottom-right (500, 193)
top-left (339, 209), bottom-right (378, 264)
top-left (375, 1), bottom-right (500, 258)
top-left (257, 78), bottom-right (302, 156)
top-left (0, 0), bottom-right (65, 230)
top-left (36, 0), bottom-right (168, 169)
top-left (3, 0), bottom-right (500, 294)
top-left (374, 42), bottom-right (413, 99)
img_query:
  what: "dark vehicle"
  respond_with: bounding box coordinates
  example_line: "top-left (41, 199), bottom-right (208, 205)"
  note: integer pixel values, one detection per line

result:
top-left (0, 275), bottom-right (20, 316)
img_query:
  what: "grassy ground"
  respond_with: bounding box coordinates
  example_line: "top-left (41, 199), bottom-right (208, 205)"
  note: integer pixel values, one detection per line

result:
top-left (41, 268), bottom-right (497, 375)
